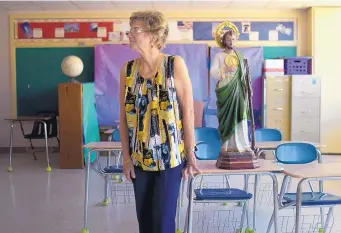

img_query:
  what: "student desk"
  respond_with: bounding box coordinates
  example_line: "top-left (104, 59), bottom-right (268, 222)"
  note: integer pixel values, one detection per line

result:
top-left (104, 129), bottom-right (115, 135)
top-left (4, 116), bottom-right (53, 172)
top-left (282, 163), bottom-right (341, 233)
top-left (256, 140), bottom-right (326, 201)
top-left (185, 159), bottom-right (283, 233)
top-left (81, 141), bottom-right (122, 233)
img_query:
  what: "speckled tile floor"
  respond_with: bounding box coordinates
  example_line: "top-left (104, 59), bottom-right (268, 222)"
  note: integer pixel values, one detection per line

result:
top-left (1, 152), bottom-right (341, 233)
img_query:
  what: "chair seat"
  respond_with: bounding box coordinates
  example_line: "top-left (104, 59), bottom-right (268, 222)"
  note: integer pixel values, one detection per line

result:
top-left (194, 188), bottom-right (252, 201)
top-left (103, 165), bottom-right (123, 174)
top-left (283, 192), bottom-right (341, 206)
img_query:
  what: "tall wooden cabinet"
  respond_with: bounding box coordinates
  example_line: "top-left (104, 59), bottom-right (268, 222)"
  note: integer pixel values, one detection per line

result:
top-left (58, 83), bottom-right (84, 169)
top-left (58, 82), bottom-right (100, 169)
top-left (262, 75), bottom-right (321, 142)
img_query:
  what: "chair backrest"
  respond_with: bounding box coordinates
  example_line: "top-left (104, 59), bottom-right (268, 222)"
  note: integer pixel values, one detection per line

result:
top-left (31, 111), bottom-right (58, 137)
top-left (194, 127), bottom-right (221, 160)
top-left (111, 129), bottom-right (121, 142)
top-left (275, 142), bottom-right (317, 164)
top-left (253, 128), bottom-right (282, 142)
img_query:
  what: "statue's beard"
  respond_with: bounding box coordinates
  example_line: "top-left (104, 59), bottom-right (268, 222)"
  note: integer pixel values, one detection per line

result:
top-left (226, 45), bottom-right (234, 50)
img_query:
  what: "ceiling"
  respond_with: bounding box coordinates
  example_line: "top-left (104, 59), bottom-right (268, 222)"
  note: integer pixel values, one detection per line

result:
top-left (0, 0), bottom-right (341, 12)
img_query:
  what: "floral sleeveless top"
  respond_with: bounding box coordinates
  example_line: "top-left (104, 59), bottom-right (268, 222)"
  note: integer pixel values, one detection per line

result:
top-left (124, 55), bottom-right (186, 171)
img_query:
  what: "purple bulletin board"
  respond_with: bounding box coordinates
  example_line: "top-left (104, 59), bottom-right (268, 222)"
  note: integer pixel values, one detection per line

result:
top-left (94, 44), bottom-right (208, 126)
top-left (94, 44), bottom-right (138, 126)
top-left (163, 44), bottom-right (209, 101)
top-left (204, 46), bottom-right (263, 128)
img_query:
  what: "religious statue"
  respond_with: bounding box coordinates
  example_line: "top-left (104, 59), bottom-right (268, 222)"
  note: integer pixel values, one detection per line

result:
top-left (210, 21), bottom-right (259, 169)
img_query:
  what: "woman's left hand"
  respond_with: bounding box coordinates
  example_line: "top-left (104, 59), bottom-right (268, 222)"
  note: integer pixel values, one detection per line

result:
top-left (182, 152), bottom-right (201, 180)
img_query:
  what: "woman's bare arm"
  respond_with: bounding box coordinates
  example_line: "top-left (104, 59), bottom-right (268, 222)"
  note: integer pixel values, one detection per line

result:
top-left (119, 64), bottom-right (131, 161)
top-left (173, 56), bottom-right (196, 153)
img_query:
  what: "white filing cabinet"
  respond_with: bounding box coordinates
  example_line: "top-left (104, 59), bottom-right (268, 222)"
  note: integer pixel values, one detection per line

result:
top-left (291, 75), bottom-right (321, 142)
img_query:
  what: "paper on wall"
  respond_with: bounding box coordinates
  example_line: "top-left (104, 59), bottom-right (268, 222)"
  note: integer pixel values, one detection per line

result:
top-left (112, 21), bottom-right (129, 41)
top-left (241, 22), bottom-right (251, 33)
top-left (108, 32), bottom-right (124, 42)
top-left (97, 27), bottom-right (107, 38)
top-left (249, 31), bottom-right (259, 41)
top-left (55, 28), bottom-right (64, 38)
top-left (269, 30), bottom-right (278, 41)
top-left (33, 28), bottom-right (42, 38)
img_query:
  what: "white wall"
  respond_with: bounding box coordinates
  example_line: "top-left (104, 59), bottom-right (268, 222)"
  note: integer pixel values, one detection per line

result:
top-left (313, 7), bottom-right (341, 153)
top-left (0, 9), bottom-right (13, 147)
top-left (0, 10), bottom-right (54, 148)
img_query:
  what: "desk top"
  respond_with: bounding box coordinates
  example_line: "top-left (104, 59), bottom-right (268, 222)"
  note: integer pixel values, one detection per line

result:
top-left (104, 129), bottom-right (115, 135)
top-left (196, 159), bottom-right (283, 174)
top-left (256, 141), bottom-right (326, 149)
top-left (83, 141), bottom-right (122, 150)
top-left (4, 116), bottom-right (53, 121)
top-left (282, 163), bottom-right (341, 179)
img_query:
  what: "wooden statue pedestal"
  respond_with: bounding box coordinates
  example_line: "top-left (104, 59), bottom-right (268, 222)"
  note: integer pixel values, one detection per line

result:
top-left (216, 150), bottom-right (260, 170)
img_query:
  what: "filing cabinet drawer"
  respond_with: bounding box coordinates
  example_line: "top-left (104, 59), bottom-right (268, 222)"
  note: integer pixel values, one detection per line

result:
top-left (291, 131), bottom-right (320, 142)
top-left (266, 103), bottom-right (290, 117)
top-left (292, 75), bottom-right (321, 98)
top-left (265, 76), bottom-right (291, 98)
top-left (266, 117), bottom-right (290, 140)
top-left (291, 98), bottom-right (320, 118)
top-left (291, 117), bottom-right (320, 134)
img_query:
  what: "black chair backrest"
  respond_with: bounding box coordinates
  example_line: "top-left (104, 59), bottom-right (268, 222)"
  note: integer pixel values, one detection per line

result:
top-left (31, 111), bottom-right (58, 137)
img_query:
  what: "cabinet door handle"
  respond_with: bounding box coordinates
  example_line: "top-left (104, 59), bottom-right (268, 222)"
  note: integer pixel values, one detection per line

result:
top-left (274, 88), bottom-right (284, 91)
top-left (300, 91), bottom-right (313, 95)
top-left (300, 110), bottom-right (312, 114)
top-left (273, 108), bottom-right (283, 111)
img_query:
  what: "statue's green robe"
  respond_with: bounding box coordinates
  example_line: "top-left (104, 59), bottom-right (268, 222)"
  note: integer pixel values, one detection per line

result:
top-left (215, 50), bottom-right (251, 143)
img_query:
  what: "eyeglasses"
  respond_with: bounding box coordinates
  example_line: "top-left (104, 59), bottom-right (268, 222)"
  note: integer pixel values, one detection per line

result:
top-left (125, 28), bottom-right (149, 35)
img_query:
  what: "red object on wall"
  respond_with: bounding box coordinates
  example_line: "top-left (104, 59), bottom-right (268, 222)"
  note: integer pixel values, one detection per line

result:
top-left (17, 21), bottom-right (114, 41)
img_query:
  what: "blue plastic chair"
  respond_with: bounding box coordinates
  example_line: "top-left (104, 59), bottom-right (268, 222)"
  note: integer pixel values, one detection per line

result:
top-left (103, 128), bottom-right (123, 180)
top-left (252, 128), bottom-right (282, 161)
top-left (266, 143), bottom-right (341, 233)
top-left (183, 127), bottom-right (253, 232)
top-left (194, 127), bottom-right (221, 160)
top-left (253, 128), bottom-right (282, 142)
top-left (111, 129), bottom-right (121, 142)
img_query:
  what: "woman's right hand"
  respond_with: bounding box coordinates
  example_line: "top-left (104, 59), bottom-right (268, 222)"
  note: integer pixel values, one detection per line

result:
top-left (123, 158), bottom-right (136, 182)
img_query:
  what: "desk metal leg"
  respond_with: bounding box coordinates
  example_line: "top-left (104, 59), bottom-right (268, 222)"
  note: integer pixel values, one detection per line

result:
top-left (317, 150), bottom-right (325, 227)
top-left (269, 172), bottom-right (279, 233)
top-left (253, 174), bottom-right (259, 230)
top-left (43, 122), bottom-right (51, 172)
top-left (187, 176), bottom-right (195, 233)
top-left (295, 179), bottom-right (305, 233)
top-left (8, 121), bottom-right (14, 172)
top-left (102, 174), bottom-right (112, 206)
top-left (81, 150), bottom-right (92, 233)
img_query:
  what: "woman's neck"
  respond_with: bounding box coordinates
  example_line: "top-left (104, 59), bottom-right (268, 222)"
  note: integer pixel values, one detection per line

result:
top-left (139, 49), bottom-right (161, 75)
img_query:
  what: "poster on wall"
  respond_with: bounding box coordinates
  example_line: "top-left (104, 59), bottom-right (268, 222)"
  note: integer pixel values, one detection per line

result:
top-left (108, 20), bottom-right (130, 42)
top-left (15, 19), bottom-right (115, 41)
top-left (168, 20), bottom-right (193, 41)
top-left (195, 20), bottom-right (295, 41)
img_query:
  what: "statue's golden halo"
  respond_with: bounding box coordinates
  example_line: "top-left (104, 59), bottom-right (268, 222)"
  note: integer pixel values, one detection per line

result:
top-left (214, 21), bottom-right (240, 48)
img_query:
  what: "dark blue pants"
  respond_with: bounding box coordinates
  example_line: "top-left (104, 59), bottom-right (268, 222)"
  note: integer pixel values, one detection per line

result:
top-left (132, 163), bottom-right (184, 233)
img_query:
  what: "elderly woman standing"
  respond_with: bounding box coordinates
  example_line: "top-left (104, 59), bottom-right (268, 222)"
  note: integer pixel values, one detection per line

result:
top-left (119, 10), bottom-right (200, 233)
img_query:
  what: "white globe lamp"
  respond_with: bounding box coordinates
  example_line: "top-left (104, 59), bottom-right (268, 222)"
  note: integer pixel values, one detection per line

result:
top-left (61, 55), bottom-right (84, 83)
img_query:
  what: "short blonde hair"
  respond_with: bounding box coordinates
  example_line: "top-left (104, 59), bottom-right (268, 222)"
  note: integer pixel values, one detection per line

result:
top-left (129, 10), bottom-right (169, 50)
